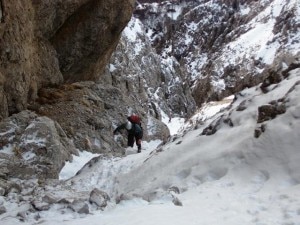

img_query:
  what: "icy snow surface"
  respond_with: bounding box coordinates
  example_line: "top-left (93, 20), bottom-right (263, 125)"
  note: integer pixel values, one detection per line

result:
top-left (59, 151), bottom-right (101, 180)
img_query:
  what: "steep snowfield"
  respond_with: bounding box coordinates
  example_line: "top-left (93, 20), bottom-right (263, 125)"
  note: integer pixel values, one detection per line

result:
top-left (21, 68), bottom-right (299, 225)
top-left (113, 69), bottom-right (300, 200)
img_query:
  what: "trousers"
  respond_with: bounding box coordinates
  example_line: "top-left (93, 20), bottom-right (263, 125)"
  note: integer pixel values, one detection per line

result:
top-left (128, 133), bottom-right (142, 150)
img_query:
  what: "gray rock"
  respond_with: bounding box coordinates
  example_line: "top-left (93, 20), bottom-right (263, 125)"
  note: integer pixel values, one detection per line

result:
top-left (0, 162), bottom-right (9, 180)
top-left (68, 200), bottom-right (89, 214)
top-left (15, 203), bottom-right (33, 221)
top-left (0, 179), bottom-right (22, 197)
top-left (42, 194), bottom-right (58, 204)
top-left (0, 197), bottom-right (4, 205)
top-left (254, 124), bottom-right (267, 139)
top-left (168, 186), bottom-right (180, 194)
top-left (172, 196), bottom-right (183, 207)
top-left (115, 193), bottom-right (132, 204)
top-left (0, 187), bottom-right (5, 196)
top-left (89, 188), bottom-right (110, 208)
top-left (144, 117), bottom-right (170, 144)
top-left (0, 111), bottom-right (76, 180)
top-left (257, 103), bottom-right (286, 123)
top-left (58, 198), bottom-right (74, 204)
top-left (32, 200), bottom-right (51, 211)
top-left (0, 205), bottom-right (7, 215)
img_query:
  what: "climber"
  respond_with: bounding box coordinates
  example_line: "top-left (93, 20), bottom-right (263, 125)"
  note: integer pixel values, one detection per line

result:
top-left (113, 115), bottom-right (143, 153)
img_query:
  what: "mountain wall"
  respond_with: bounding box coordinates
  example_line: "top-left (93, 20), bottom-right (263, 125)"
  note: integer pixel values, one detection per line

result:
top-left (0, 0), bottom-right (135, 119)
top-left (135, 0), bottom-right (300, 106)
top-left (103, 17), bottom-right (196, 120)
top-left (0, 0), bottom-right (172, 182)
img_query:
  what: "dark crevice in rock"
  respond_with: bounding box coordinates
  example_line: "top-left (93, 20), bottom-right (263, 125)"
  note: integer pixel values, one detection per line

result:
top-left (0, 0), bottom-right (4, 23)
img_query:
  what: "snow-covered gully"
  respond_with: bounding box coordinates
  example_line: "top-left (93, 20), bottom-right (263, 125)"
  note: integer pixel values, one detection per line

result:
top-left (30, 69), bottom-right (300, 225)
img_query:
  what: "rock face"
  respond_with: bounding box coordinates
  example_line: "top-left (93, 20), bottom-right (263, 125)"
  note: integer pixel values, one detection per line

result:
top-left (33, 82), bottom-right (139, 154)
top-left (31, 81), bottom-right (170, 154)
top-left (0, 0), bottom-right (134, 118)
top-left (1, 0), bottom-right (171, 183)
top-left (47, 0), bottom-right (135, 83)
top-left (103, 18), bottom-right (196, 119)
top-left (134, 0), bottom-right (300, 106)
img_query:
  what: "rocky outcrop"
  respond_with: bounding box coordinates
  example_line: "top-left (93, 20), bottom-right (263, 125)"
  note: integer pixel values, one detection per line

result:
top-left (27, 81), bottom-right (170, 155)
top-left (0, 0), bottom-right (134, 118)
top-left (257, 102), bottom-right (286, 124)
top-left (0, 110), bottom-right (76, 180)
top-left (0, 178), bottom-right (111, 220)
top-left (47, 0), bottom-right (135, 83)
top-left (33, 82), bottom-right (129, 154)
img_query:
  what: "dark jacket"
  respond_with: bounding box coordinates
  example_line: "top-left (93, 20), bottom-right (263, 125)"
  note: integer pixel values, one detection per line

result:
top-left (114, 122), bottom-right (143, 137)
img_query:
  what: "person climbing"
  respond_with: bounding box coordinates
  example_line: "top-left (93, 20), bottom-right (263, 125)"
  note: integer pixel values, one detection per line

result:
top-left (113, 114), bottom-right (143, 153)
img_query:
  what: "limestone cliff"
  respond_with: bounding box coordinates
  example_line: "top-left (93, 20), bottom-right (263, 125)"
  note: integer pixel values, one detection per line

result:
top-left (0, 0), bottom-right (134, 119)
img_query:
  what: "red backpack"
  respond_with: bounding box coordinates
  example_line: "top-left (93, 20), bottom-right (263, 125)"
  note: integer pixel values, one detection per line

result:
top-left (128, 114), bottom-right (141, 124)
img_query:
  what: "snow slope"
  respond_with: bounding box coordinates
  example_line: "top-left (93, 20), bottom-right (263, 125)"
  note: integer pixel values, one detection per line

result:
top-left (21, 68), bottom-right (299, 225)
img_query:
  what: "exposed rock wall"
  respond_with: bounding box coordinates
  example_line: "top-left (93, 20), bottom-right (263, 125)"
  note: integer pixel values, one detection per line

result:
top-left (134, 0), bottom-right (300, 107)
top-left (0, 0), bottom-right (134, 119)
top-left (0, 1), bottom-right (46, 118)
top-left (48, 0), bottom-right (135, 83)
top-left (103, 18), bottom-right (196, 120)
top-left (0, 0), bottom-right (171, 181)
top-left (29, 81), bottom-right (170, 155)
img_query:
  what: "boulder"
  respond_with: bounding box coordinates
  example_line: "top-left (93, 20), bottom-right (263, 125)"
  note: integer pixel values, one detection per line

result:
top-left (89, 188), bottom-right (110, 208)
top-left (0, 206), bottom-right (6, 215)
top-left (257, 103), bottom-right (286, 123)
top-left (68, 200), bottom-right (89, 214)
top-left (0, 111), bottom-right (76, 179)
top-left (31, 200), bottom-right (51, 211)
top-left (146, 116), bottom-right (170, 143)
